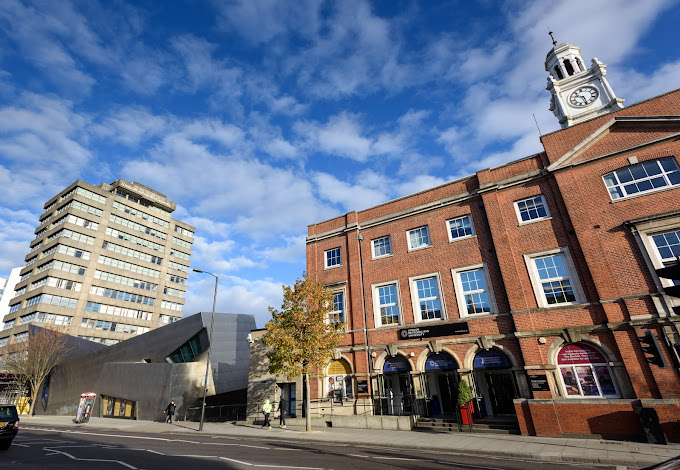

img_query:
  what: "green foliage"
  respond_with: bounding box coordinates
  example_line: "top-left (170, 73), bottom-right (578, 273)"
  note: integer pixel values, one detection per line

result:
top-left (263, 273), bottom-right (345, 380)
top-left (457, 379), bottom-right (474, 406)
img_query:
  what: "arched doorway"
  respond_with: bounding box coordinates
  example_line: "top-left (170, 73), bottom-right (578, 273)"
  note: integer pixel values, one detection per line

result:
top-left (378, 355), bottom-right (413, 415)
top-left (423, 353), bottom-right (459, 416)
top-left (557, 343), bottom-right (619, 398)
top-left (472, 349), bottom-right (516, 417)
top-left (326, 358), bottom-right (353, 402)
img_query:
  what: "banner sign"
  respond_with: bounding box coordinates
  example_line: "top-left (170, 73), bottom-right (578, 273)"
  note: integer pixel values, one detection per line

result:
top-left (398, 322), bottom-right (469, 340)
top-left (557, 344), bottom-right (606, 365)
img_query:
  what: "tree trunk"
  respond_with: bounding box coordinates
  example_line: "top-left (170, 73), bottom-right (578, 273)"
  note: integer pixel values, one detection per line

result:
top-left (305, 371), bottom-right (311, 432)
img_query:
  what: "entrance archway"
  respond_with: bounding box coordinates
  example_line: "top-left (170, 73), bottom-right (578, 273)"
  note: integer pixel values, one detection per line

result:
top-left (423, 353), bottom-right (459, 416)
top-left (378, 355), bottom-right (413, 415)
top-left (472, 349), bottom-right (517, 417)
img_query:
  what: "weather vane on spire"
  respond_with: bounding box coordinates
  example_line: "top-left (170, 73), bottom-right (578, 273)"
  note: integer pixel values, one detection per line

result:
top-left (547, 27), bottom-right (557, 47)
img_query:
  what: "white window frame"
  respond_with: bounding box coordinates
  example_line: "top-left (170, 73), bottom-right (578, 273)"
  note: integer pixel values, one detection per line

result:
top-left (632, 217), bottom-right (680, 316)
top-left (329, 288), bottom-right (346, 325)
top-left (324, 247), bottom-right (341, 269)
top-left (446, 215), bottom-right (475, 242)
top-left (371, 235), bottom-right (393, 259)
top-left (407, 226), bottom-right (431, 251)
top-left (451, 263), bottom-right (497, 317)
top-left (603, 157), bottom-right (680, 201)
top-left (524, 247), bottom-right (585, 308)
top-left (371, 280), bottom-right (402, 327)
top-left (408, 272), bottom-right (446, 323)
top-left (514, 195), bottom-right (551, 225)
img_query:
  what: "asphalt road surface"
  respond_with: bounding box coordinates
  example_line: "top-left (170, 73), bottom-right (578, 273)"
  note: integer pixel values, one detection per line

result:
top-left (2, 425), bottom-right (621, 470)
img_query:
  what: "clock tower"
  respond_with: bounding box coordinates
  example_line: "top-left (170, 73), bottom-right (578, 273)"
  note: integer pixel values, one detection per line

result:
top-left (545, 33), bottom-right (624, 128)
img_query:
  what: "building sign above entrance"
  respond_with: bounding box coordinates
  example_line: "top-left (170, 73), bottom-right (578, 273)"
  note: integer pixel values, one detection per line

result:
top-left (425, 353), bottom-right (458, 371)
top-left (473, 350), bottom-right (512, 369)
top-left (398, 322), bottom-right (469, 340)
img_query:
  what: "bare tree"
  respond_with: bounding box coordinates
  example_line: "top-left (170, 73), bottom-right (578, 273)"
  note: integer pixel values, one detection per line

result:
top-left (264, 273), bottom-right (344, 432)
top-left (3, 326), bottom-right (72, 416)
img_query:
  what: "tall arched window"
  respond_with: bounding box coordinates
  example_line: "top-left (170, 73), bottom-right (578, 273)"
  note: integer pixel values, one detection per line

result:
top-left (557, 343), bottom-right (618, 398)
top-left (327, 359), bottom-right (353, 399)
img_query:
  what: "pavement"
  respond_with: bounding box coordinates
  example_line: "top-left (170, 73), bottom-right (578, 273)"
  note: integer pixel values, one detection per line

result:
top-left (17, 414), bottom-right (680, 469)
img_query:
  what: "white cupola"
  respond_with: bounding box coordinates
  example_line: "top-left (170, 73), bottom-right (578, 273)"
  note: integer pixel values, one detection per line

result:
top-left (545, 32), bottom-right (624, 128)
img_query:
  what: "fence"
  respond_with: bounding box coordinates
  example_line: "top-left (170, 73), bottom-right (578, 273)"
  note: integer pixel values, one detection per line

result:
top-left (182, 403), bottom-right (248, 422)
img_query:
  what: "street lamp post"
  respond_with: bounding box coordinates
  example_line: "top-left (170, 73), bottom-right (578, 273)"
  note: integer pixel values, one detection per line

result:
top-left (192, 268), bottom-right (218, 432)
top-left (357, 233), bottom-right (374, 411)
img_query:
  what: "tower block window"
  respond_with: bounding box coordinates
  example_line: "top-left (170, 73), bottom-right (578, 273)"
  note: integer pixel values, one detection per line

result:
top-left (564, 59), bottom-right (575, 76)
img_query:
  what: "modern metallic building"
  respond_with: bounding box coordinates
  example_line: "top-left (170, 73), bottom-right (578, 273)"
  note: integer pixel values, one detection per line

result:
top-left (0, 180), bottom-right (195, 348)
top-left (34, 312), bottom-right (256, 421)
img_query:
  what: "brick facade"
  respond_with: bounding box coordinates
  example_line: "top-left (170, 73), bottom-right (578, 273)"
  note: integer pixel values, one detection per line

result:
top-left (306, 88), bottom-right (680, 441)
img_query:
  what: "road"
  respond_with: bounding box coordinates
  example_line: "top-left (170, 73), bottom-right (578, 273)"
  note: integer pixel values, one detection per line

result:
top-left (3, 425), bottom-right (621, 470)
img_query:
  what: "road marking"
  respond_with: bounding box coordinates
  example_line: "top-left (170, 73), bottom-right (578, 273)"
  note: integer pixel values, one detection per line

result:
top-left (374, 456), bottom-right (420, 461)
top-left (12, 443), bottom-right (30, 447)
top-left (347, 454), bottom-right (370, 458)
top-left (45, 448), bottom-right (138, 470)
top-left (219, 456), bottom-right (254, 466)
top-left (435, 461), bottom-right (503, 470)
top-left (146, 449), bottom-right (165, 455)
top-left (203, 442), bottom-right (270, 449)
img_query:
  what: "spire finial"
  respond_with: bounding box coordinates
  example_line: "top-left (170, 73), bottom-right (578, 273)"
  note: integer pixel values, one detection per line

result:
top-left (548, 28), bottom-right (557, 47)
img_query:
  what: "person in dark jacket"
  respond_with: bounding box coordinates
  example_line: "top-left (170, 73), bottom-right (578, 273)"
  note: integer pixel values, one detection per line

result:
top-left (164, 400), bottom-right (176, 423)
top-left (278, 393), bottom-right (287, 428)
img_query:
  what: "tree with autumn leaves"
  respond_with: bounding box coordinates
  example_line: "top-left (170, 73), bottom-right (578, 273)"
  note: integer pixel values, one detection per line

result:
top-left (2, 326), bottom-right (71, 416)
top-left (263, 273), bottom-right (344, 432)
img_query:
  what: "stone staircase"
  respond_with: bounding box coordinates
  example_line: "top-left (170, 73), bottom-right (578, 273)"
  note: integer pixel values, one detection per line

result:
top-left (415, 415), bottom-right (521, 435)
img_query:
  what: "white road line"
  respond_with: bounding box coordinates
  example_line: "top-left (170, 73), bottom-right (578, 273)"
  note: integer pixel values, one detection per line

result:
top-left (436, 461), bottom-right (503, 470)
top-left (45, 448), bottom-right (138, 470)
top-left (12, 443), bottom-right (30, 447)
top-left (374, 456), bottom-right (421, 461)
top-left (252, 465), bottom-right (324, 469)
top-left (347, 454), bottom-right (370, 458)
top-left (175, 454), bottom-right (219, 458)
top-left (146, 449), bottom-right (165, 455)
top-left (203, 442), bottom-right (270, 449)
top-left (219, 456), bottom-right (254, 466)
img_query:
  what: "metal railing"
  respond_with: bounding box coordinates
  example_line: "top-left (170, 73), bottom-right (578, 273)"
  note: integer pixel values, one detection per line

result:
top-left (183, 404), bottom-right (247, 422)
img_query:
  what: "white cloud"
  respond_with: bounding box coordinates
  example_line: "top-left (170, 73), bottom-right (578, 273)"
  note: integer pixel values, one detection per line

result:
top-left (312, 172), bottom-right (389, 212)
top-left (185, 274), bottom-right (284, 328)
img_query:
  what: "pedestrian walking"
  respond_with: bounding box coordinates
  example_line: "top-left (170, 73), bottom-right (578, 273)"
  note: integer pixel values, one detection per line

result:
top-left (164, 400), bottom-right (176, 423)
top-left (261, 399), bottom-right (272, 429)
top-left (278, 394), bottom-right (287, 428)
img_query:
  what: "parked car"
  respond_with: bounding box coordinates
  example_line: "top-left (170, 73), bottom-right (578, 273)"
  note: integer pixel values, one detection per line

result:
top-left (0, 404), bottom-right (19, 450)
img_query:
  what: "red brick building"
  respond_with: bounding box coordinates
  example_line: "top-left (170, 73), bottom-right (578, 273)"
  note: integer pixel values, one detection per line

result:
top-left (306, 41), bottom-right (680, 442)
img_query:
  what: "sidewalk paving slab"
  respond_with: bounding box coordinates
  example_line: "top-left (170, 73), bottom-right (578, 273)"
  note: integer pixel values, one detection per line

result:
top-left (17, 414), bottom-right (680, 468)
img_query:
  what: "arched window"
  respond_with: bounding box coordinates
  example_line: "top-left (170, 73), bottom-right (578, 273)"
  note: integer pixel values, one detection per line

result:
top-left (553, 66), bottom-right (564, 80)
top-left (327, 359), bottom-right (353, 399)
top-left (557, 343), bottom-right (618, 398)
top-left (564, 59), bottom-right (575, 76)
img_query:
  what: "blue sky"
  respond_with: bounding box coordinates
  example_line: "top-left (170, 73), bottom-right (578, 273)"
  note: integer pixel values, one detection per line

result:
top-left (1, 0), bottom-right (679, 328)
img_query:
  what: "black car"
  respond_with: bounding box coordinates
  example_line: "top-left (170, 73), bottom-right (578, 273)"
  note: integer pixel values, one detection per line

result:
top-left (0, 404), bottom-right (19, 450)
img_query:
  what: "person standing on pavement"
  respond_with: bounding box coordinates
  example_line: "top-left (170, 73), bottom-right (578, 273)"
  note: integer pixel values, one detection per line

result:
top-left (262, 399), bottom-right (272, 429)
top-left (164, 400), bottom-right (176, 423)
top-left (278, 393), bottom-right (287, 428)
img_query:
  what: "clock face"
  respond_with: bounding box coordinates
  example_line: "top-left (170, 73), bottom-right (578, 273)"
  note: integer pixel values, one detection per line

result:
top-left (569, 86), bottom-right (599, 107)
